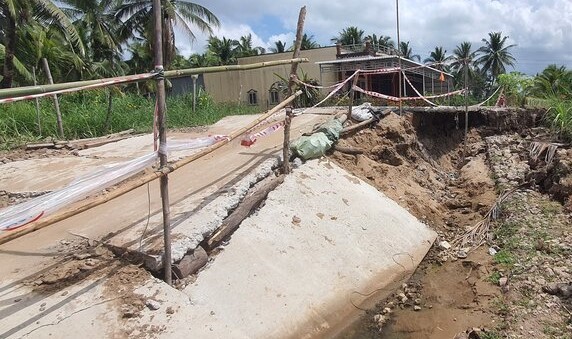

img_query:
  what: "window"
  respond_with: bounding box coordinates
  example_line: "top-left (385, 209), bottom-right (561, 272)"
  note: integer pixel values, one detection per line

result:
top-left (269, 90), bottom-right (279, 104)
top-left (247, 89), bottom-right (258, 105)
top-left (269, 81), bottom-right (282, 105)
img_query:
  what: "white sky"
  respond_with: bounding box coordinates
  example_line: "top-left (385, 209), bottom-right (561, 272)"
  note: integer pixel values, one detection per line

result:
top-left (176, 0), bottom-right (572, 75)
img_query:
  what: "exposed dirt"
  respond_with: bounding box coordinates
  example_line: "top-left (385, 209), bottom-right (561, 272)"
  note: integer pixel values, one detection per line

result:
top-left (21, 237), bottom-right (163, 337)
top-left (332, 111), bottom-right (572, 338)
top-left (2, 109), bottom-right (570, 338)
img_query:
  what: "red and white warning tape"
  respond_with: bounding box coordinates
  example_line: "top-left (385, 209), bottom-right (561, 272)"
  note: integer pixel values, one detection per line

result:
top-left (352, 84), bottom-right (464, 102)
top-left (402, 72), bottom-right (438, 106)
top-left (241, 121), bottom-right (285, 147)
top-left (0, 72), bottom-right (157, 104)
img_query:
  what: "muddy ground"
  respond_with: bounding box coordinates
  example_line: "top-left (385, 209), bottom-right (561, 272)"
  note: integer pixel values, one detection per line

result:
top-left (1, 109), bottom-right (571, 338)
top-left (332, 110), bottom-right (572, 338)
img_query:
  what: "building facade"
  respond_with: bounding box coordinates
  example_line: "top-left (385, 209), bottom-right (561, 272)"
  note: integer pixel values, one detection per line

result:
top-left (201, 43), bottom-right (453, 108)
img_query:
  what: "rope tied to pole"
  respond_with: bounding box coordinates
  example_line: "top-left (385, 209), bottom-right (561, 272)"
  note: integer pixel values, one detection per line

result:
top-left (153, 65), bottom-right (165, 80)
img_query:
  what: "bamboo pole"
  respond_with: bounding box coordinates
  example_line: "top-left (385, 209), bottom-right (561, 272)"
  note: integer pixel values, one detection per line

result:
top-left (41, 58), bottom-right (64, 137)
top-left (396, 0), bottom-right (403, 116)
top-left (463, 61), bottom-right (469, 160)
top-left (152, 0), bottom-right (172, 285)
top-left (32, 66), bottom-right (42, 135)
top-left (282, 6), bottom-right (306, 174)
top-left (347, 75), bottom-right (360, 120)
top-left (0, 58), bottom-right (309, 100)
top-left (0, 91), bottom-right (302, 245)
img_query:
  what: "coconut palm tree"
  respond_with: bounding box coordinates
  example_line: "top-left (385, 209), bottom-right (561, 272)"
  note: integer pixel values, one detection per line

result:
top-left (450, 42), bottom-right (479, 73)
top-left (60, 0), bottom-right (125, 63)
top-left (331, 26), bottom-right (364, 45)
top-left (270, 40), bottom-right (287, 53)
top-left (189, 52), bottom-right (217, 67)
top-left (0, 0), bottom-right (83, 88)
top-left (451, 41), bottom-right (488, 96)
top-left (235, 34), bottom-right (265, 57)
top-left (16, 22), bottom-right (86, 82)
top-left (398, 41), bottom-right (420, 62)
top-left (424, 46), bottom-right (450, 71)
top-left (531, 64), bottom-right (572, 98)
top-left (367, 33), bottom-right (394, 51)
top-left (116, 0), bottom-right (219, 68)
top-left (300, 34), bottom-right (320, 50)
top-left (207, 36), bottom-right (238, 65)
top-left (476, 32), bottom-right (516, 83)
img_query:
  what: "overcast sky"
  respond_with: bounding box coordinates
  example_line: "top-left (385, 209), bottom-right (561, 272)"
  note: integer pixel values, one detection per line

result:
top-left (178, 0), bottom-right (572, 75)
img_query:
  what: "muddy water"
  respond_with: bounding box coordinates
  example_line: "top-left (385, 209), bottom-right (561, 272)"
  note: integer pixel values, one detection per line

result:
top-left (335, 249), bottom-right (497, 339)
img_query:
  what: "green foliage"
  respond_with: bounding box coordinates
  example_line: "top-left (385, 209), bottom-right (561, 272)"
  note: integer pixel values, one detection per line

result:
top-left (424, 46), bottom-right (450, 71)
top-left (530, 64), bottom-right (572, 98)
top-left (497, 72), bottom-right (533, 107)
top-left (0, 89), bottom-right (258, 148)
top-left (274, 69), bottom-right (322, 108)
top-left (488, 271), bottom-right (502, 285)
top-left (480, 331), bottom-right (502, 339)
top-left (331, 26), bottom-right (364, 45)
top-left (398, 41), bottom-right (420, 62)
top-left (299, 33), bottom-right (320, 50)
top-left (527, 65), bottom-right (572, 139)
top-left (545, 96), bottom-right (572, 138)
top-left (476, 32), bottom-right (517, 82)
top-left (493, 250), bottom-right (514, 265)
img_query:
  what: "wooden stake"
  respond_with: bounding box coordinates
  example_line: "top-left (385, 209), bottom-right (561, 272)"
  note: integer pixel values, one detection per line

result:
top-left (347, 75), bottom-right (360, 120)
top-left (32, 66), bottom-right (42, 135)
top-left (396, 0), bottom-right (403, 116)
top-left (282, 107), bottom-right (292, 172)
top-left (41, 58), bottom-right (64, 137)
top-left (283, 6), bottom-right (306, 174)
top-left (463, 61), bottom-right (469, 160)
top-left (152, 0), bottom-right (172, 285)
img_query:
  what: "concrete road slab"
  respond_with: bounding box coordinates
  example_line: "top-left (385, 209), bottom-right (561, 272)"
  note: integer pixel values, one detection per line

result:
top-left (0, 158), bottom-right (435, 339)
top-left (173, 159), bottom-right (437, 338)
top-left (0, 157), bottom-right (110, 193)
top-left (0, 112), bottom-right (330, 289)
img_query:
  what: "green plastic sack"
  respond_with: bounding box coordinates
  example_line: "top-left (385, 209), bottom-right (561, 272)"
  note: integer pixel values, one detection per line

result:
top-left (315, 119), bottom-right (343, 142)
top-left (290, 132), bottom-right (333, 160)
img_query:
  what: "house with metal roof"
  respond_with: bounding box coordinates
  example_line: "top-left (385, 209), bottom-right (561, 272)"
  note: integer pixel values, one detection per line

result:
top-left (199, 41), bottom-right (453, 108)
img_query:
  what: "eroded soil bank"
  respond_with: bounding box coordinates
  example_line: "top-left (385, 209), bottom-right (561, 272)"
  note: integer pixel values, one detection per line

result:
top-left (332, 109), bottom-right (571, 338)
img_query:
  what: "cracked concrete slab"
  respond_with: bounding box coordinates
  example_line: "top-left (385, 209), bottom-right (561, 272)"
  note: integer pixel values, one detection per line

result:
top-left (0, 157), bottom-right (435, 339)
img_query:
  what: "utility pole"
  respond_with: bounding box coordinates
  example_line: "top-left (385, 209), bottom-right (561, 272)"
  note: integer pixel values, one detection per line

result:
top-left (463, 59), bottom-right (469, 160)
top-left (152, 0), bottom-right (172, 285)
top-left (396, 0), bottom-right (402, 115)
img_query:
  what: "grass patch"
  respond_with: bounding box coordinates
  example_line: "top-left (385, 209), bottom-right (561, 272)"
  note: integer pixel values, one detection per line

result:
top-left (493, 250), bottom-right (515, 266)
top-left (481, 331), bottom-right (503, 339)
top-left (491, 297), bottom-right (511, 316)
top-left (488, 271), bottom-right (502, 285)
top-left (0, 90), bottom-right (259, 149)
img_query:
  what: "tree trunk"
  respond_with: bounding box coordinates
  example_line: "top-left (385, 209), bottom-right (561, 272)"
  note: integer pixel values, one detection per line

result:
top-left (0, 4), bottom-right (16, 89)
top-left (104, 89), bottom-right (113, 133)
top-left (41, 58), bottom-right (64, 138)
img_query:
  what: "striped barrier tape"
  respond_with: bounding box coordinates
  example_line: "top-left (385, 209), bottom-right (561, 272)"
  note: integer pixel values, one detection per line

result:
top-left (352, 85), bottom-right (465, 102)
top-left (298, 70), bottom-right (360, 115)
top-left (402, 72), bottom-right (438, 106)
top-left (241, 121), bottom-right (285, 147)
top-left (0, 72), bottom-right (157, 104)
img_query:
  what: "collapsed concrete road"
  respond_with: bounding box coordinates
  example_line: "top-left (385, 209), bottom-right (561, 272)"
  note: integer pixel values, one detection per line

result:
top-left (0, 111), bottom-right (436, 338)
